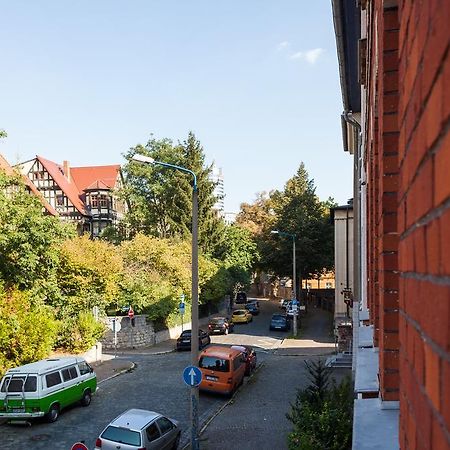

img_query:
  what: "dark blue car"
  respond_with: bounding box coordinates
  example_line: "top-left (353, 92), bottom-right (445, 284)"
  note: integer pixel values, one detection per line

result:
top-left (270, 314), bottom-right (289, 331)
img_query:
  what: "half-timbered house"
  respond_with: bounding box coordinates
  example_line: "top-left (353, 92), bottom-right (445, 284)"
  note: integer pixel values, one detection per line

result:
top-left (17, 156), bottom-right (127, 237)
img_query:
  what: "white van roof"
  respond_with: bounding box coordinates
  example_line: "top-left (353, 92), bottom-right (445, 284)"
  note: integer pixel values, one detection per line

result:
top-left (4, 357), bottom-right (84, 376)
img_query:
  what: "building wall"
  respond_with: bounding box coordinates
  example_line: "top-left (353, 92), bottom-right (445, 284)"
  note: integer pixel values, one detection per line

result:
top-left (334, 207), bottom-right (354, 318)
top-left (396, 1), bottom-right (450, 448)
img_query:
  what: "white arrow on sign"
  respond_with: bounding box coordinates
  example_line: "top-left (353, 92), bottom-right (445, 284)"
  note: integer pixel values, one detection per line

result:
top-left (189, 368), bottom-right (196, 385)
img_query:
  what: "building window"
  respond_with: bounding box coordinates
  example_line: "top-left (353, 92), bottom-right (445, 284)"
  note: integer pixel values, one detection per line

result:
top-left (99, 194), bottom-right (109, 208)
top-left (326, 282), bottom-right (332, 289)
top-left (56, 194), bottom-right (64, 206)
top-left (90, 195), bottom-right (98, 208)
top-left (33, 171), bottom-right (45, 180)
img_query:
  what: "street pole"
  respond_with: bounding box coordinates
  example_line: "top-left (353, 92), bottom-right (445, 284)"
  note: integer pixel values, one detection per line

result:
top-left (190, 184), bottom-right (199, 450)
top-left (131, 153), bottom-right (199, 449)
top-left (292, 237), bottom-right (297, 337)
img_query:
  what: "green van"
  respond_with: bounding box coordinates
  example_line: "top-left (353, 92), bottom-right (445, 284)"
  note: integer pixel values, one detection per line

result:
top-left (0, 356), bottom-right (96, 423)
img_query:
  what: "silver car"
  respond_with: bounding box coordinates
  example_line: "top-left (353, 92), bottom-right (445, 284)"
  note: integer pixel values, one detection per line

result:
top-left (95, 409), bottom-right (181, 450)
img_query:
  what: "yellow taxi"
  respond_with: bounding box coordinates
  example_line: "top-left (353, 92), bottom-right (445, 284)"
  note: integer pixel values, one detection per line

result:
top-left (232, 309), bottom-right (253, 324)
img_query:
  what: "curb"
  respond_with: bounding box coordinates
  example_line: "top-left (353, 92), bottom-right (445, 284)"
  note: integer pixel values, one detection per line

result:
top-left (273, 351), bottom-right (336, 357)
top-left (98, 362), bottom-right (136, 385)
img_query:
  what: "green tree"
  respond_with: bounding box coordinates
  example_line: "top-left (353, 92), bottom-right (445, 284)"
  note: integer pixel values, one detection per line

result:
top-left (257, 163), bottom-right (335, 292)
top-left (0, 285), bottom-right (57, 376)
top-left (57, 235), bottom-right (123, 312)
top-left (213, 224), bottom-right (259, 292)
top-left (121, 132), bottom-right (224, 254)
top-left (0, 172), bottom-right (75, 298)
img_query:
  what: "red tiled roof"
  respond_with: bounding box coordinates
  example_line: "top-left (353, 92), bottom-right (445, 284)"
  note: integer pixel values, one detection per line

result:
top-left (70, 165), bottom-right (121, 193)
top-left (0, 154), bottom-right (58, 216)
top-left (36, 155), bottom-right (87, 216)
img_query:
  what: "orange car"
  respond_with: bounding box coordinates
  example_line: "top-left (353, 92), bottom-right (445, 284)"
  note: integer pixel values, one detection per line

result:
top-left (198, 346), bottom-right (246, 396)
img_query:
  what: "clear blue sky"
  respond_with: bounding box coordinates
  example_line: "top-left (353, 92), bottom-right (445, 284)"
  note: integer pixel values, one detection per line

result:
top-left (0, 1), bottom-right (353, 213)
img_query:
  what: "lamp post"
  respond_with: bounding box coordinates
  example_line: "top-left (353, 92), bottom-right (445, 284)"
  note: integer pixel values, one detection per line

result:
top-left (271, 230), bottom-right (298, 336)
top-left (132, 154), bottom-right (199, 450)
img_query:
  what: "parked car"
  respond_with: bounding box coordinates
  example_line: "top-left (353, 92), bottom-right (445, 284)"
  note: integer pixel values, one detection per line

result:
top-left (270, 314), bottom-right (290, 331)
top-left (247, 299), bottom-right (260, 308)
top-left (176, 329), bottom-right (210, 351)
top-left (232, 309), bottom-right (253, 324)
top-left (234, 291), bottom-right (248, 304)
top-left (0, 357), bottom-right (96, 423)
top-left (198, 346), bottom-right (246, 396)
top-left (231, 345), bottom-right (257, 375)
top-left (95, 408), bottom-right (180, 450)
top-left (208, 317), bottom-right (234, 335)
top-left (280, 299), bottom-right (290, 309)
top-left (245, 303), bottom-right (259, 315)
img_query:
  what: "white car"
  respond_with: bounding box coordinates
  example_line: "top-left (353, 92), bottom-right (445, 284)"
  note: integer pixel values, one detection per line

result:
top-left (95, 409), bottom-right (181, 450)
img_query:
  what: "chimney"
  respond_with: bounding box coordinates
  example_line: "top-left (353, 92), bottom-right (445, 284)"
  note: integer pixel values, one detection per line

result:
top-left (63, 160), bottom-right (71, 182)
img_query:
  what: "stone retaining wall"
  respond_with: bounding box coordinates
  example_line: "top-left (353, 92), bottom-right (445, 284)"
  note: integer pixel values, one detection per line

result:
top-left (102, 302), bottom-right (226, 349)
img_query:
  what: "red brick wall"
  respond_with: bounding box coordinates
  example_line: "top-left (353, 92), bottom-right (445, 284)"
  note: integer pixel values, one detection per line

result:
top-left (377, 6), bottom-right (400, 403)
top-left (397, 0), bottom-right (450, 448)
top-left (366, 3), bottom-right (400, 400)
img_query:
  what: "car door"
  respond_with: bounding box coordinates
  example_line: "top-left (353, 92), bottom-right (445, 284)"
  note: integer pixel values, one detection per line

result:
top-left (145, 420), bottom-right (165, 450)
top-left (155, 416), bottom-right (177, 449)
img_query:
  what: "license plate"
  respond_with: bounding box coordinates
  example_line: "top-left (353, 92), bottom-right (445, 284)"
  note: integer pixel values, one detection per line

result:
top-left (182, 340), bottom-right (190, 343)
top-left (206, 375), bottom-right (218, 381)
top-left (11, 408), bottom-right (25, 413)
top-left (275, 326), bottom-right (281, 329)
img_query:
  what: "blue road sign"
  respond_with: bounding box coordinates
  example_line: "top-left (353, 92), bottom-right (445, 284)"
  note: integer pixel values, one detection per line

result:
top-left (179, 302), bottom-right (185, 315)
top-left (183, 366), bottom-right (202, 387)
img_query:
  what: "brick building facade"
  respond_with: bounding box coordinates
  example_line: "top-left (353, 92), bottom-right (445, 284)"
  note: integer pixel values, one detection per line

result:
top-left (333, 0), bottom-right (449, 448)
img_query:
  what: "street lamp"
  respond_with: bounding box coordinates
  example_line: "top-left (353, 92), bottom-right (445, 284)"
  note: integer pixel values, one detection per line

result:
top-left (271, 230), bottom-right (298, 336)
top-left (131, 153), bottom-right (200, 450)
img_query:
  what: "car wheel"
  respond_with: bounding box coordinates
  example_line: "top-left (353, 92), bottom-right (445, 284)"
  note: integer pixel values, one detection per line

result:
top-left (172, 432), bottom-right (181, 449)
top-left (80, 390), bottom-right (91, 407)
top-left (46, 403), bottom-right (60, 423)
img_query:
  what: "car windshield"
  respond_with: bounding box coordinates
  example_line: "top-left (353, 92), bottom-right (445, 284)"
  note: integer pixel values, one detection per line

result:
top-left (101, 426), bottom-right (141, 446)
top-left (199, 356), bottom-right (230, 372)
top-left (210, 318), bottom-right (225, 324)
top-left (272, 315), bottom-right (285, 321)
top-left (233, 311), bottom-right (245, 315)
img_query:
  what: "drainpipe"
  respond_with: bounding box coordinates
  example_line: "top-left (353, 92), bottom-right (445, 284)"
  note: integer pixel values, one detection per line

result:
top-left (342, 111), bottom-right (362, 374)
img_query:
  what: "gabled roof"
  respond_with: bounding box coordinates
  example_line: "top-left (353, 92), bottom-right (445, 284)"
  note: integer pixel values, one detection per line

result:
top-left (36, 155), bottom-right (87, 216)
top-left (0, 154), bottom-right (58, 216)
top-left (70, 165), bottom-right (121, 193)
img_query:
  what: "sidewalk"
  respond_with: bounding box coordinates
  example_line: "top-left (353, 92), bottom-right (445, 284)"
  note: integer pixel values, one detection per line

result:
top-left (275, 306), bottom-right (336, 356)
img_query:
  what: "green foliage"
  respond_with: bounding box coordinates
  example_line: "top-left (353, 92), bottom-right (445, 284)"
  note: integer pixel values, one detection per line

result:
top-left (55, 311), bottom-right (105, 354)
top-left (0, 286), bottom-right (57, 376)
top-left (57, 235), bottom-right (123, 311)
top-left (287, 360), bottom-right (353, 450)
top-left (237, 163), bottom-right (336, 286)
top-left (121, 132), bottom-right (225, 255)
top-left (0, 129), bottom-right (6, 139)
top-left (0, 172), bottom-right (75, 295)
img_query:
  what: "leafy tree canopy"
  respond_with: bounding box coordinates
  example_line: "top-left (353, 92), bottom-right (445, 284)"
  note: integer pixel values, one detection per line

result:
top-left (0, 172), bottom-right (75, 296)
top-left (237, 163), bottom-right (336, 288)
top-left (122, 132), bottom-right (224, 255)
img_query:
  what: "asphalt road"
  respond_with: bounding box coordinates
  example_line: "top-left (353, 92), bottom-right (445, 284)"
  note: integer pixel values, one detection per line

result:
top-left (0, 299), bottom-right (342, 450)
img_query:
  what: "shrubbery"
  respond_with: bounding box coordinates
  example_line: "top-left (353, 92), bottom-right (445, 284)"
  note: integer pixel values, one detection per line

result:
top-left (0, 286), bottom-right (57, 376)
top-left (55, 311), bottom-right (106, 354)
top-left (287, 360), bottom-right (353, 450)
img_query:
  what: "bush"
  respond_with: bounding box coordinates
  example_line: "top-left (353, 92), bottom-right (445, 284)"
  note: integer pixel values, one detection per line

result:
top-left (0, 287), bottom-right (57, 377)
top-left (56, 311), bottom-right (105, 353)
top-left (286, 360), bottom-right (353, 450)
